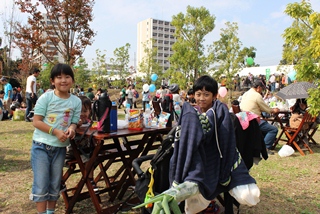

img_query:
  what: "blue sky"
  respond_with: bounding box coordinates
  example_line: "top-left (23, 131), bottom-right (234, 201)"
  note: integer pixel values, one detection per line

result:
top-left (1, 0), bottom-right (320, 68)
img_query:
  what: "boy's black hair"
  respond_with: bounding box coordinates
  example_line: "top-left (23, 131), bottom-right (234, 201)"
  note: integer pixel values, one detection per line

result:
top-left (50, 63), bottom-right (75, 81)
top-left (187, 88), bottom-right (194, 95)
top-left (0, 90), bottom-right (4, 94)
top-left (193, 75), bottom-right (218, 95)
top-left (32, 67), bottom-right (40, 74)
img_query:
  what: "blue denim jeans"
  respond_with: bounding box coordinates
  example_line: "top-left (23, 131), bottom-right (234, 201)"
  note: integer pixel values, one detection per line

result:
top-left (30, 141), bottom-right (66, 202)
top-left (259, 120), bottom-right (278, 149)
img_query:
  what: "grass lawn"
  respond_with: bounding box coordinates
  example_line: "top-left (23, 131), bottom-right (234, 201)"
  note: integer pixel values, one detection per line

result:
top-left (1, 117), bottom-right (320, 213)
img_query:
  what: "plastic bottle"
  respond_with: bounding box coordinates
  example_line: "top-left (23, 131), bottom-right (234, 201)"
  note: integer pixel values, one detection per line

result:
top-left (174, 102), bottom-right (181, 120)
top-left (125, 103), bottom-right (131, 123)
top-left (110, 101), bottom-right (118, 132)
top-left (144, 103), bottom-right (152, 128)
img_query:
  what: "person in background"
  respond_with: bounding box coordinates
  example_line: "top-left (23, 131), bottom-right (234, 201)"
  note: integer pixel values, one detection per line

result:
top-left (126, 84), bottom-right (134, 109)
top-left (168, 83), bottom-right (182, 106)
top-left (141, 89), bottom-right (150, 111)
top-left (85, 88), bottom-right (94, 101)
top-left (275, 80), bottom-right (280, 91)
top-left (131, 85), bottom-right (138, 108)
top-left (186, 88), bottom-right (196, 106)
top-left (263, 90), bottom-right (277, 106)
top-left (281, 73), bottom-right (286, 89)
top-left (94, 88), bottom-right (103, 100)
top-left (79, 88), bottom-right (85, 96)
top-left (0, 90), bottom-right (5, 121)
top-left (180, 90), bottom-right (187, 103)
top-left (289, 98), bottom-right (308, 129)
top-left (0, 77), bottom-right (13, 114)
top-left (235, 74), bottom-right (241, 91)
top-left (118, 85), bottom-right (127, 109)
top-left (75, 85), bottom-right (80, 95)
top-left (240, 80), bottom-right (280, 154)
top-left (12, 87), bottom-right (23, 104)
top-left (155, 86), bottom-right (162, 99)
top-left (37, 84), bottom-right (45, 97)
top-left (25, 68), bottom-right (41, 122)
top-left (156, 85), bottom-right (167, 100)
top-left (30, 63), bottom-right (81, 214)
top-left (269, 74), bottom-right (276, 92)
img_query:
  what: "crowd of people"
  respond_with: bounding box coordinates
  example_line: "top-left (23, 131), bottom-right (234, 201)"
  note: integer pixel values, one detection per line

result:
top-left (1, 63), bottom-right (315, 214)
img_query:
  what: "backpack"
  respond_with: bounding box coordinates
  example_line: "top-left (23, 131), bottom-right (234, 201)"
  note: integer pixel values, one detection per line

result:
top-left (134, 90), bottom-right (139, 98)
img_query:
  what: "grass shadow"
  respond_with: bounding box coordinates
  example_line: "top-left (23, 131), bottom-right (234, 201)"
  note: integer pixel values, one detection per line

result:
top-left (0, 149), bottom-right (30, 173)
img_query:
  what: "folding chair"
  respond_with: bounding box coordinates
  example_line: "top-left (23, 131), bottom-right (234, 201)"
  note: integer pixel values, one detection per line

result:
top-left (283, 111), bottom-right (316, 156)
top-left (307, 120), bottom-right (319, 144)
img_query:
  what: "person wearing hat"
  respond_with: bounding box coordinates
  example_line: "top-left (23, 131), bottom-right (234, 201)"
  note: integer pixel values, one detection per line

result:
top-left (168, 83), bottom-right (182, 105)
top-left (240, 80), bottom-right (280, 154)
top-left (0, 76), bottom-right (13, 114)
top-left (25, 68), bottom-right (41, 122)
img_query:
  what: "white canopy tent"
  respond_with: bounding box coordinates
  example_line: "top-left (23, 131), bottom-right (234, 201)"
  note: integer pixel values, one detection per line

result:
top-left (237, 65), bottom-right (295, 77)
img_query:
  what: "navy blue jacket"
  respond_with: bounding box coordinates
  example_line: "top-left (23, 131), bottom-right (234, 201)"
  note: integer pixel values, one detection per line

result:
top-left (169, 101), bottom-right (256, 200)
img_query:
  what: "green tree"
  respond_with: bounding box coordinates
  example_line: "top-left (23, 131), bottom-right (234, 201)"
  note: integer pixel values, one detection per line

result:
top-left (209, 22), bottom-right (256, 94)
top-left (169, 6), bottom-right (216, 83)
top-left (38, 63), bottom-right (55, 90)
top-left (110, 43), bottom-right (131, 85)
top-left (138, 40), bottom-right (162, 83)
top-left (282, 0), bottom-right (320, 115)
top-left (91, 49), bottom-right (107, 88)
top-left (74, 57), bottom-right (90, 88)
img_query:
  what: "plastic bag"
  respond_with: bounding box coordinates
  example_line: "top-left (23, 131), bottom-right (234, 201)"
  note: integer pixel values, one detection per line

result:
top-left (229, 183), bottom-right (260, 207)
top-left (158, 112), bottom-right (171, 128)
top-left (185, 193), bottom-right (210, 214)
top-left (128, 109), bottom-right (143, 130)
top-left (13, 109), bottom-right (25, 121)
top-left (278, 145), bottom-right (295, 157)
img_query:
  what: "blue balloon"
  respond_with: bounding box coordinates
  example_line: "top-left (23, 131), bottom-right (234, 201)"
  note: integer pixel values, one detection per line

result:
top-left (151, 74), bottom-right (158, 82)
top-left (149, 84), bottom-right (156, 92)
top-left (288, 70), bottom-right (297, 81)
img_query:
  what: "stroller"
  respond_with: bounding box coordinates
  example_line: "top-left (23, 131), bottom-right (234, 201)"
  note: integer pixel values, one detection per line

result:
top-left (132, 126), bottom-right (176, 211)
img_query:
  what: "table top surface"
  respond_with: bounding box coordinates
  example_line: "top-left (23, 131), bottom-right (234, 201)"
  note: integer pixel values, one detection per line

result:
top-left (76, 126), bottom-right (172, 140)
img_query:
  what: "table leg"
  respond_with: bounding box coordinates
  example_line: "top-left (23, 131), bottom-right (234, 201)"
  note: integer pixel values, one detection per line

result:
top-left (65, 139), bottom-right (104, 214)
top-left (108, 137), bottom-right (139, 201)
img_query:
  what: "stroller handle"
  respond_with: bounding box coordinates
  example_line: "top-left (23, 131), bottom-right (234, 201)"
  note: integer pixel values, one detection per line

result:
top-left (132, 154), bottom-right (154, 177)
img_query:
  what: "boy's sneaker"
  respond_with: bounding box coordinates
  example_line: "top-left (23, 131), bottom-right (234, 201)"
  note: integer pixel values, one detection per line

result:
top-left (90, 180), bottom-right (100, 194)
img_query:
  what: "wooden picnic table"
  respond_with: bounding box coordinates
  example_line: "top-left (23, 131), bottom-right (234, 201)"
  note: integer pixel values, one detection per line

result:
top-left (61, 126), bottom-right (171, 214)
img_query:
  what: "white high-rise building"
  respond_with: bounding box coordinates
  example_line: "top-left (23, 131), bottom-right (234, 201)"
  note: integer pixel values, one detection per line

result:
top-left (33, 13), bottom-right (65, 66)
top-left (137, 18), bottom-right (176, 74)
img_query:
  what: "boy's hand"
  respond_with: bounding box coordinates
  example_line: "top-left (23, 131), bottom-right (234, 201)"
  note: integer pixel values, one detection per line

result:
top-left (54, 129), bottom-right (69, 142)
